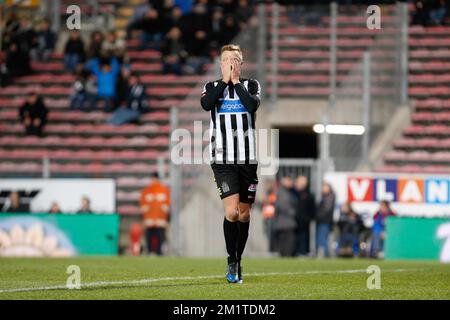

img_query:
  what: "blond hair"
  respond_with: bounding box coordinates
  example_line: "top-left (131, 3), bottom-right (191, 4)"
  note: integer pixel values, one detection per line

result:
top-left (220, 44), bottom-right (243, 62)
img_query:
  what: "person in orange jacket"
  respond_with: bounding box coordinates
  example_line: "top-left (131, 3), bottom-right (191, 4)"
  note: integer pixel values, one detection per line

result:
top-left (262, 181), bottom-right (277, 253)
top-left (140, 172), bottom-right (170, 255)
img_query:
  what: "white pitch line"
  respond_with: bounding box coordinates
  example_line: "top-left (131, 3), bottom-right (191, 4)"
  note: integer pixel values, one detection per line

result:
top-left (0, 268), bottom-right (422, 294)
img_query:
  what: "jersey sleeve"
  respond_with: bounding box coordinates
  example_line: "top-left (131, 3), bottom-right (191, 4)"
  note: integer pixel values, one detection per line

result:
top-left (234, 78), bottom-right (261, 113)
top-left (200, 80), bottom-right (227, 111)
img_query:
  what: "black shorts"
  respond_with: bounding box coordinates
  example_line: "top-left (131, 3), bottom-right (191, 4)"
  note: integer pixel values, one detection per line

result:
top-left (211, 162), bottom-right (258, 204)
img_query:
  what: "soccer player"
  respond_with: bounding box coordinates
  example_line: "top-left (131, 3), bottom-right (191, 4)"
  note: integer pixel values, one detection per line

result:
top-left (200, 44), bottom-right (261, 283)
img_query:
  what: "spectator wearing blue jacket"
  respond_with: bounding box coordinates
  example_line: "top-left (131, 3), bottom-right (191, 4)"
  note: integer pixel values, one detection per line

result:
top-left (86, 56), bottom-right (121, 111)
top-left (175, 0), bottom-right (193, 14)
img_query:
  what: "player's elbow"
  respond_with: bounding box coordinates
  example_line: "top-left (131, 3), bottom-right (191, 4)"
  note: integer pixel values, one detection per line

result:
top-left (200, 98), bottom-right (213, 111)
top-left (245, 99), bottom-right (260, 113)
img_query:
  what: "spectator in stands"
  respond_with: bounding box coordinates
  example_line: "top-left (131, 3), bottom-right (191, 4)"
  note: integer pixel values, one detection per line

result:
top-left (124, 0), bottom-right (255, 75)
top-left (235, 0), bottom-right (254, 29)
top-left (161, 27), bottom-right (187, 75)
top-left (31, 19), bottom-right (56, 62)
top-left (209, 8), bottom-right (225, 51)
top-left (86, 55), bottom-right (121, 112)
top-left (159, 0), bottom-right (179, 18)
top-left (184, 28), bottom-right (211, 75)
top-left (429, 0), bottom-right (447, 25)
top-left (19, 92), bottom-right (48, 137)
top-left (149, 0), bottom-right (165, 13)
top-left (115, 67), bottom-right (131, 107)
top-left (219, 14), bottom-right (240, 47)
top-left (315, 182), bottom-right (335, 258)
top-left (337, 201), bottom-right (363, 257)
top-left (126, 74), bottom-right (148, 111)
top-left (64, 31), bottom-right (85, 72)
top-left (175, 0), bottom-right (193, 15)
top-left (108, 75), bottom-right (148, 125)
top-left (183, 2), bottom-right (211, 38)
top-left (0, 53), bottom-right (8, 87)
top-left (11, 18), bottom-right (36, 55)
top-left (131, 8), bottom-right (165, 50)
top-left (1, 12), bottom-right (21, 49)
top-left (294, 176), bottom-right (315, 256)
top-left (412, 0), bottom-right (431, 26)
top-left (49, 202), bottom-right (62, 214)
top-left (70, 70), bottom-right (97, 111)
top-left (87, 31), bottom-right (105, 59)
top-left (126, 0), bottom-right (152, 39)
top-left (6, 42), bottom-right (31, 79)
top-left (219, 0), bottom-right (239, 14)
top-left (370, 200), bottom-right (395, 258)
top-left (166, 5), bottom-right (186, 30)
top-left (103, 30), bottom-right (130, 106)
top-left (4, 191), bottom-right (29, 213)
top-left (286, 3), bottom-right (303, 25)
top-left (102, 30), bottom-right (126, 61)
top-left (140, 172), bottom-right (171, 255)
top-left (77, 196), bottom-right (93, 214)
top-left (273, 176), bottom-right (298, 257)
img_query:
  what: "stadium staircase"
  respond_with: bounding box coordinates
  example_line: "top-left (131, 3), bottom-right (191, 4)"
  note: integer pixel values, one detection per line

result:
top-left (270, 5), bottom-right (450, 174)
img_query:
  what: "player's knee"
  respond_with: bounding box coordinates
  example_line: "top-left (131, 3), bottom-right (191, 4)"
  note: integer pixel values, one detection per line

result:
top-left (239, 207), bottom-right (251, 222)
top-left (225, 207), bottom-right (239, 221)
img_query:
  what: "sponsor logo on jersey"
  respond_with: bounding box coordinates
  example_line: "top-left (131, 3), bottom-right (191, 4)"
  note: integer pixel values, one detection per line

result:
top-left (218, 99), bottom-right (247, 113)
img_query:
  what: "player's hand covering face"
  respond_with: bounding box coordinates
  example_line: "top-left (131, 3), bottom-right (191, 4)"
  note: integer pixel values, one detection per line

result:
top-left (220, 59), bottom-right (232, 83)
top-left (221, 52), bottom-right (242, 83)
top-left (230, 59), bottom-right (241, 83)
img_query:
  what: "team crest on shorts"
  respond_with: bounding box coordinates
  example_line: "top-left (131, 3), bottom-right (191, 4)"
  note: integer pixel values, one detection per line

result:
top-left (248, 184), bottom-right (257, 192)
top-left (221, 182), bottom-right (230, 193)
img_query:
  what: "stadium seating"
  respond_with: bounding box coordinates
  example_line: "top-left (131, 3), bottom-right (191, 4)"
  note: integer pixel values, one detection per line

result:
top-left (1, 3), bottom-right (449, 214)
top-left (265, 6), bottom-right (450, 173)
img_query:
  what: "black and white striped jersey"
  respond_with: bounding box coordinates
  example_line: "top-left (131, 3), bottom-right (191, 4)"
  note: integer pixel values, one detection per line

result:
top-left (200, 78), bottom-right (261, 164)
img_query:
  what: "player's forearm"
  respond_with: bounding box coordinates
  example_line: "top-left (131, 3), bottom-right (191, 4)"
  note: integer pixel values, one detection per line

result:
top-left (200, 81), bottom-right (227, 111)
top-left (234, 83), bottom-right (260, 113)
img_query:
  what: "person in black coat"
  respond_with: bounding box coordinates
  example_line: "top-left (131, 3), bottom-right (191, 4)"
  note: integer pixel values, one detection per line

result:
top-left (6, 42), bottom-right (31, 79)
top-left (4, 191), bottom-right (30, 213)
top-left (294, 176), bottom-right (315, 256)
top-left (108, 75), bottom-right (148, 126)
top-left (273, 176), bottom-right (298, 257)
top-left (337, 201), bottom-right (363, 257)
top-left (64, 31), bottom-right (86, 72)
top-left (11, 19), bottom-right (36, 53)
top-left (161, 27), bottom-right (188, 75)
top-left (19, 92), bottom-right (48, 137)
top-left (130, 8), bottom-right (166, 50)
top-left (315, 182), bottom-right (336, 257)
top-left (219, 14), bottom-right (240, 46)
top-left (31, 19), bottom-right (56, 62)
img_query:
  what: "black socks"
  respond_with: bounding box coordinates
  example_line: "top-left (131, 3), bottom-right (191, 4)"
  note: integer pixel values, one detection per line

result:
top-left (223, 218), bottom-right (250, 263)
top-left (223, 218), bottom-right (239, 262)
top-left (237, 221), bottom-right (250, 261)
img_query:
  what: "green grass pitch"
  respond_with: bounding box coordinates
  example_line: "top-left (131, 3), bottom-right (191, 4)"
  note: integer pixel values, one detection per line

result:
top-left (0, 257), bottom-right (449, 299)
